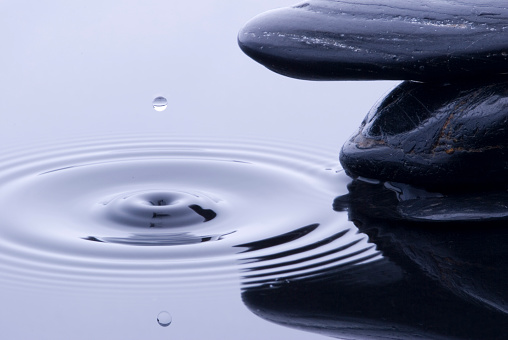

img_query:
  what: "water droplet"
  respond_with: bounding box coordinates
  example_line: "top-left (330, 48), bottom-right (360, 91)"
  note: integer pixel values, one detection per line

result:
top-left (157, 311), bottom-right (172, 327)
top-left (152, 96), bottom-right (168, 112)
top-left (268, 278), bottom-right (290, 289)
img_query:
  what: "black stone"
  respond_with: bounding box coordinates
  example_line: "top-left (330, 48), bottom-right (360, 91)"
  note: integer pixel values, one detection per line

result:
top-left (238, 0), bottom-right (508, 81)
top-left (339, 79), bottom-right (508, 188)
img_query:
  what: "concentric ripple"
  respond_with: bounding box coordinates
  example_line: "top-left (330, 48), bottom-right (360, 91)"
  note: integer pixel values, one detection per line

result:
top-left (0, 135), bottom-right (380, 293)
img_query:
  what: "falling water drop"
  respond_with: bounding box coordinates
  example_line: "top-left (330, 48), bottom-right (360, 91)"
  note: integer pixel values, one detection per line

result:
top-left (157, 311), bottom-right (172, 327)
top-left (152, 96), bottom-right (168, 112)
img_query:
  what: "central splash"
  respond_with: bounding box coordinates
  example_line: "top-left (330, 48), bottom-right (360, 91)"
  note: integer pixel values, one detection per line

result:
top-left (97, 189), bottom-right (219, 228)
top-left (86, 189), bottom-right (221, 245)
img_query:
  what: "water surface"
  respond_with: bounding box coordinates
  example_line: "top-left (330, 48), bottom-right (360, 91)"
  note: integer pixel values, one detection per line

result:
top-left (6, 1), bottom-right (503, 339)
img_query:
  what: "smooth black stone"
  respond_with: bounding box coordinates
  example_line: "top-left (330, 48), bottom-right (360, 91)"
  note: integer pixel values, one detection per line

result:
top-left (242, 215), bottom-right (508, 339)
top-left (238, 0), bottom-right (508, 81)
top-left (339, 79), bottom-right (508, 188)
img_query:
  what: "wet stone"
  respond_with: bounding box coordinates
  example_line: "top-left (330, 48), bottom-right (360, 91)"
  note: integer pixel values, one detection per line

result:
top-left (339, 79), bottom-right (508, 188)
top-left (238, 0), bottom-right (508, 81)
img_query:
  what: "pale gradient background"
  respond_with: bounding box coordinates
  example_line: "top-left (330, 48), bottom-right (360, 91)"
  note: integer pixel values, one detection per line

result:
top-left (0, 1), bottom-right (398, 339)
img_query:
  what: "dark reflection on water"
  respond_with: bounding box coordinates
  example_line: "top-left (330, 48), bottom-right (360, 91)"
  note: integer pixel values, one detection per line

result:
top-left (2, 134), bottom-right (507, 338)
top-left (242, 180), bottom-right (508, 340)
top-left (236, 223), bottom-right (320, 253)
top-left (335, 179), bottom-right (508, 222)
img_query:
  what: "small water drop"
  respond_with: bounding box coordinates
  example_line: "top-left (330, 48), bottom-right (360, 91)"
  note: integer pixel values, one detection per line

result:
top-left (152, 96), bottom-right (168, 112)
top-left (268, 278), bottom-right (290, 289)
top-left (157, 311), bottom-right (172, 327)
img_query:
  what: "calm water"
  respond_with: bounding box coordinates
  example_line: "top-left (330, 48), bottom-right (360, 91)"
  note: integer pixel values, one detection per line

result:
top-left (1, 1), bottom-right (506, 339)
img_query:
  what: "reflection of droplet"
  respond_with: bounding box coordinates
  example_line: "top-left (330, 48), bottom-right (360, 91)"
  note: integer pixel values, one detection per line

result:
top-left (157, 311), bottom-right (172, 327)
top-left (268, 278), bottom-right (290, 289)
top-left (152, 96), bottom-right (168, 111)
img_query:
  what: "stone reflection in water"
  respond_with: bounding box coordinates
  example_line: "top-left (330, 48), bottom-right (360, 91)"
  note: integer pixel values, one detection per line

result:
top-left (335, 179), bottom-right (508, 223)
top-left (241, 180), bottom-right (508, 340)
top-left (237, 222), bottom-right (382, 288)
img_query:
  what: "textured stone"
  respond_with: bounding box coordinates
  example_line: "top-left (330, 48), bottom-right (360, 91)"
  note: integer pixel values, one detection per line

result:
top-left (339, 79), bottom-right (508, 188)
top-left (238, 0), bottom-right (508, 81)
